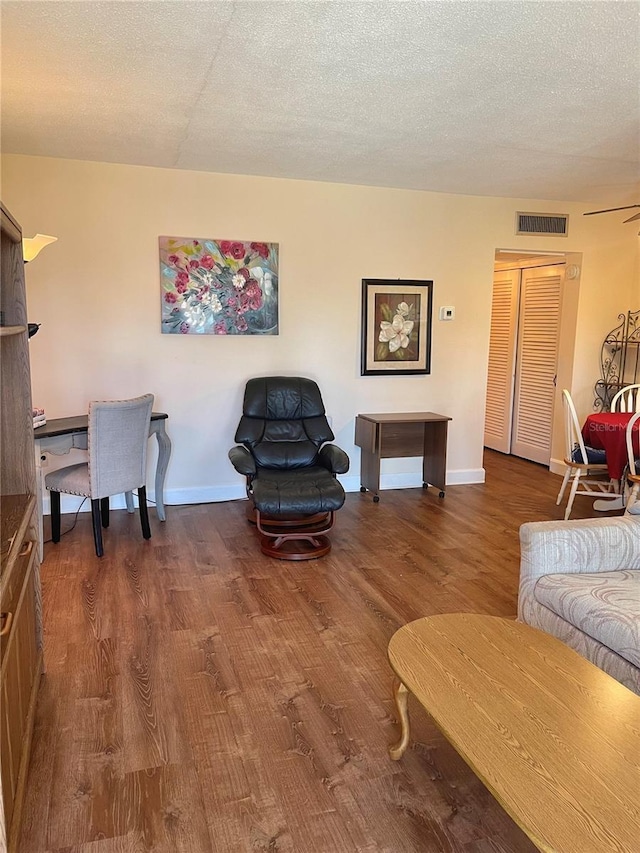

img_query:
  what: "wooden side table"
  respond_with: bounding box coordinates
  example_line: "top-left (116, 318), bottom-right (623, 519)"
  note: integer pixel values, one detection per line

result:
top-left (354, 412), bottom-right (451, 501)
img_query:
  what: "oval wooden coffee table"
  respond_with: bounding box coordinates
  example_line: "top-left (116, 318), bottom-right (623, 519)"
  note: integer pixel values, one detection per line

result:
top-left (388, 613), bottom-right (640, 853)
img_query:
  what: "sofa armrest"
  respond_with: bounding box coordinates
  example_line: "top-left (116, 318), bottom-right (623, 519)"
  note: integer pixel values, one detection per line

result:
top-left (519, 517), bottom-right (640, 584)
top-left (518, 515), bottom-right (640, 628)
top-left (518, 517), bottom-right (640, 623)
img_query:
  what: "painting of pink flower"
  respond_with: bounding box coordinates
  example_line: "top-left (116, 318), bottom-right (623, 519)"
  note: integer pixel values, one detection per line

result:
top-left (250, 242), bottom-right (269, 259)
top-left (159, 236), bottom-right (278, 335)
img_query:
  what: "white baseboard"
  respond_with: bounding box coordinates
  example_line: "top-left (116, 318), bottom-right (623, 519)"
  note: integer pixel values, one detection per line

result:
top-left (42, 484), bottom-right (248, 515)
top-left (42, 467), bottom-right (486, 515)
top-left (445, 468), bottom-right (486, 485)
top-left (549, 457), bottom-right (566, 477)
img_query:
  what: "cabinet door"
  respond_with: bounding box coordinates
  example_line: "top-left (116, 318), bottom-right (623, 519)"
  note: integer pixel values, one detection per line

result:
top-left (1, 560), bottom-right (39, 843)
top-left (1, 653), bottom-right (16, 834)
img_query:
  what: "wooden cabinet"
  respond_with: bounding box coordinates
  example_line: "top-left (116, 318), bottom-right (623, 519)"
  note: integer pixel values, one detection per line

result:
top-left (0, 203), bottom-right (43, 852)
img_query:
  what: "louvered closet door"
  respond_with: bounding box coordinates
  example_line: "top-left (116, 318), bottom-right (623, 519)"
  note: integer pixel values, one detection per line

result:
top-left (484, 269), bottom-right (520, 452)
top-left (510, 265), bottom-right (562, 464)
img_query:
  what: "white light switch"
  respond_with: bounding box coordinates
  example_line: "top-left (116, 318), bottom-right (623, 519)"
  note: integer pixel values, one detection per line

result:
top-left (439, 306), bottom-right (455, 321)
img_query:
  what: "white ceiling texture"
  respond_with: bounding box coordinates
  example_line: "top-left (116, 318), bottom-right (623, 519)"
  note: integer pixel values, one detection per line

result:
top-left (2, 0), bottom-right (639, 205)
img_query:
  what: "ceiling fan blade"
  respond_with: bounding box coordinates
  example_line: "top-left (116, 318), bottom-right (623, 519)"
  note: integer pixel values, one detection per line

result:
top-left (623, 211), bottom-right (640, 223)
top-left (584, 205), bottom-right (640, 216)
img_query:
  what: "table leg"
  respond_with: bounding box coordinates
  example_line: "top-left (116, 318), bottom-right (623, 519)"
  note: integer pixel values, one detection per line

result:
top-left (593, 496), bottom-right (625, 512)
top-left (422, 421), bottom-right (448, 497)
top-left (151, 420), bottom-right (171, 521)
top-left (360, 448), bottom-right (381, 502)
top-left (389, 677), bottom-right (411, 760)
top-left (593, 477), bottom-right (625, 512)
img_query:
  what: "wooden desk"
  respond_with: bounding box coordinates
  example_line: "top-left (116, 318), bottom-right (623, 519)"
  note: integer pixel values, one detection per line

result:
top-left (33, 413), bottom-right (171, 559)
top-left (354, 412), bottom-right (451, 501)
top-left (388, 614), bottom-right (640, 853)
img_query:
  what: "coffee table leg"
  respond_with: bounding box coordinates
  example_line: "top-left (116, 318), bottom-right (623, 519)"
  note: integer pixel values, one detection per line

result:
top-left (389, 678), bottom-right (411, 760)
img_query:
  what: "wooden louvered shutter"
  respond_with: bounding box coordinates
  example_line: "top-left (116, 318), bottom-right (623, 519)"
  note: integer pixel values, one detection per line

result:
top-left (510, 266), bottom-right (562, 464)
top-left (484, 269), bottom-right (519, 452)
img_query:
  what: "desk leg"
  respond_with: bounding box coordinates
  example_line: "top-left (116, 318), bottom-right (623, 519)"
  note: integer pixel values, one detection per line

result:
top-left (127, 423), bottom-right (171, 518)
top-left (151, 421), bottom-right (171, 521)
top-left (34, 443), bottom-right (45, 562)
top-left (389, 678), bottom-right (411, 760)
top-left (359, 449), bottom-right (381, 502)
top-left (423, 421), bottom-right (448, 497)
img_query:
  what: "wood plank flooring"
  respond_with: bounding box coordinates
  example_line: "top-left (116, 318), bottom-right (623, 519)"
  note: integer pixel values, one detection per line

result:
top-left (18, 451), bottom-right (622, 852)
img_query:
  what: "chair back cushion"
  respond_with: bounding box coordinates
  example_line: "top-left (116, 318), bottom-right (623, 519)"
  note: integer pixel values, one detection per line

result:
top-left (235, 377), bottom-right (334, 469)
top-left (89, 394), bottom-right (154, 498)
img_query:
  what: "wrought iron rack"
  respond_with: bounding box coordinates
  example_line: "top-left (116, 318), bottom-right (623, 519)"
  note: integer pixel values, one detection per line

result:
top-left (595, 309), bottom-right (640, 410)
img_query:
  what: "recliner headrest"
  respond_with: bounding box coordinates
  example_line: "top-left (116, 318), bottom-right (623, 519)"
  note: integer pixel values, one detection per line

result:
top-left (243, 376), bottom-right (326, 420)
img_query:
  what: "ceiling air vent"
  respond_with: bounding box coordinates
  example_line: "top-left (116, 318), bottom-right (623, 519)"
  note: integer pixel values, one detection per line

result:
top-left (516, 212), bottom-right (569, 236)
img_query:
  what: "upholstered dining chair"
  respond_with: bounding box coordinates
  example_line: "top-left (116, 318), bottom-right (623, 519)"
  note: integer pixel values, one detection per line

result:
top-left (229, 376), bottom-right (349, 559)
top-left (611, 383), bottom-right (640, 413)
top-left (556, 389), bottom-right (615, 519)
top-left (624, 410), bottom-right (640, 514)
top-left (45, 394), bottom-right (154, 557)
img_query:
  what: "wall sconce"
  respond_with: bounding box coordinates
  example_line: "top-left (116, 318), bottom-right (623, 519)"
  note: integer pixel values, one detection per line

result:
top-left (21, 234), bottom-right (57, 339)
top-left (22, 233), bottom-right (57, 263)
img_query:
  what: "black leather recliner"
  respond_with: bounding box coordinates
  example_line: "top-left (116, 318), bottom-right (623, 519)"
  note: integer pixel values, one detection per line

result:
top-left (229, 376), bottom-right (349, 559)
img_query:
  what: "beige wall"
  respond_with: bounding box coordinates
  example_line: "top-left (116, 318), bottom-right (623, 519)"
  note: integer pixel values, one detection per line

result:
top-left (2, 154), bottom-right (638, 508)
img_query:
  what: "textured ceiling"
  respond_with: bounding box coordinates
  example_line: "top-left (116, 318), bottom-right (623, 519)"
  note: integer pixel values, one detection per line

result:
top-left (2, 1), bottom-right (639, 204)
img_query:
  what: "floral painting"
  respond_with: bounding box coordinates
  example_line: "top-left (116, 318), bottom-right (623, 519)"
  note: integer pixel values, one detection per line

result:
top-left (159, 236), bottom-right (279, 335)
top-left (361, 279), bottom-right (433, 375)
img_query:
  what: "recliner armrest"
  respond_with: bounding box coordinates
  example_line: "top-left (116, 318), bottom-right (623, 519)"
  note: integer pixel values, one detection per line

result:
top-left (229, 446), bottom-right (257, 476)
top-left (318, 444), bottom-right (350, 475)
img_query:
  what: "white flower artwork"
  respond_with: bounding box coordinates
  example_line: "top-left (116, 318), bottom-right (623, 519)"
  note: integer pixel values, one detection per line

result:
top-left (361, 280), bottom-right (433, 376)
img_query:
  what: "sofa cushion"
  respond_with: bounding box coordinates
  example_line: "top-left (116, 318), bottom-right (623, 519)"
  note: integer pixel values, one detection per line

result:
top-left (534, 570), bottom-right (640, 668)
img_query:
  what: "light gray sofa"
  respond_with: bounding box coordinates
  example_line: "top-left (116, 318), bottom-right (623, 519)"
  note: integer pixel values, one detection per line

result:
top-left (518, 516), bottom-right (640, 695)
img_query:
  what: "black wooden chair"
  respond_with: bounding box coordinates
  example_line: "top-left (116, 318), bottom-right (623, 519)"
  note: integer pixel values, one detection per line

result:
top-left (229, 376), bottom-right (349, 559)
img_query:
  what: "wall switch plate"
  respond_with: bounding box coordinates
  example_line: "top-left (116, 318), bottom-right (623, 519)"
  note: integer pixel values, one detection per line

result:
top-left (439, 306), bottom-right (455, 321)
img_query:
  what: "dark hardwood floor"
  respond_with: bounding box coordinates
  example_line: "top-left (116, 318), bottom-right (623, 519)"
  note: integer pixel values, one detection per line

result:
top-left (18, 451), bottom-right (621, 852)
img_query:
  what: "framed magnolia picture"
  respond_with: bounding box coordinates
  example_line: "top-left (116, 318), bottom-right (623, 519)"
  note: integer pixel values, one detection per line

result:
top-left (361, 279), bottom-right (433, 375)
top-left (159, 236), bottom-right (279, 335)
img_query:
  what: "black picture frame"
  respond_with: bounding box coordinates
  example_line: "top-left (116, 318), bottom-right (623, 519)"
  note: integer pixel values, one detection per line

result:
top-left (361, 279), bottom-right (433, 376)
